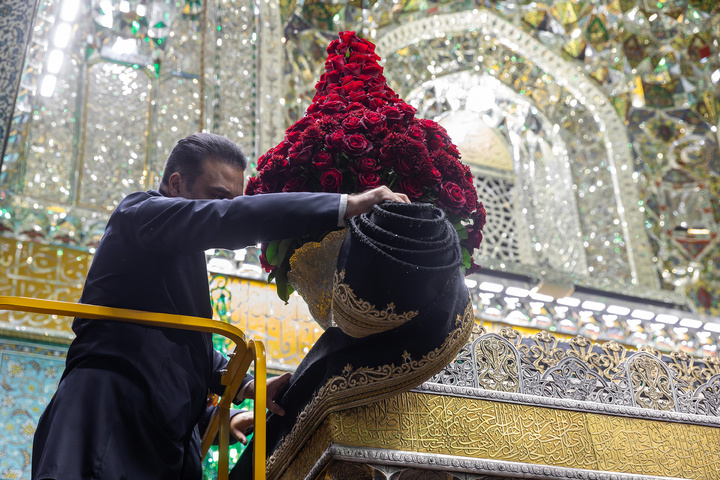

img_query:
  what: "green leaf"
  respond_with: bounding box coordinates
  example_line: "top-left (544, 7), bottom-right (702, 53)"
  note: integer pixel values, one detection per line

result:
top-left (265, 240), bottom-right (280, 266)
top-left (274, 266), bottom-right (292, 304)
top-left (453, 222), bottom-right (469, 240)
top-left (275, 238), bottom-right (294, 266)
top-left (461, 247), bottom-right (472, 270)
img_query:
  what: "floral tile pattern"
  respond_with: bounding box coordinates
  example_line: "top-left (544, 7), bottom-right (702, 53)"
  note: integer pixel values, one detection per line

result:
top-left (0, 339), bottom-right (66, 480)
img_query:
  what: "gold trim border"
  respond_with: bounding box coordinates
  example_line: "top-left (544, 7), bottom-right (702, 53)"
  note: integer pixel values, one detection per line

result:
top-left (307, 391), bottom-right (720, 480)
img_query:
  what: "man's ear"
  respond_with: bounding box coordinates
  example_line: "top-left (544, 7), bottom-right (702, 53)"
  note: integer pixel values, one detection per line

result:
top-left (167, 172), bottom-right (184, 197)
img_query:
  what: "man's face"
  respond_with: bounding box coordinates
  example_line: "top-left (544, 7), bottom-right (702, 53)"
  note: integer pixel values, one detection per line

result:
top-left (170, 157), bottom-right (245, 200)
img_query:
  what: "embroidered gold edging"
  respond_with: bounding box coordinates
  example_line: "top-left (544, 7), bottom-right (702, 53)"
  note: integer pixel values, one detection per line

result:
top-left (288, 229), bottom-right (348, 330)
top-left (331, 270), bottom-right (419, 338)
top-left (267, 298), bottom-right (475, 480)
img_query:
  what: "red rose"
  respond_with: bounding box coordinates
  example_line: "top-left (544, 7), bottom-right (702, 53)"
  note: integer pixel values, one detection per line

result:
top-left (336, 43), bottom-right (349, 55)
top-left (421, 119), bottom-right (441, 132)
top-left (466, 257), bottom-right (481, 275)
top-left (347, 101), bottom-right (366, 111)
top-left (363, 63), bottom-right (383, 78)
top-left (343, 63), bottom-right (362, 76)
top-left (327, 39), bottom-right (340, 54)
top-left (462, 187), bottom-right (478, 216)
top-left (259, 251), bottom-right (275, 273)
top-left (343, 133), bottom-right (372, 156)
top-left (447, 143), bottom-right (461, 158)
top-left (300, 124), bottom-right (324, 144)
top-left (426, 133), bottom-right (445, 151)
top-left (370, 98), bottom-right (385, 110)
top-left (322, 99), bottom-right (346, 114)
top-left (326, 70), bottom-right (340, 84)
top-left (395, 155), bottom-right (417, 176)
top-left (357, 173), bottom-right (382, 190)
top-left (327, 54), bottom-right (345, 71)
top-left (361, 111), bottom-right (386, 132)
top-left (350, 41), bottom-right (370, 53)
top-left (256, 153), bottom-right (270, 171)
top-left (342, 116), bottom-right (363, 133)
top-left (399, 177), bottom-right (424, 199)
top-left (245, 176), bottom-right (262, 196)
top-left (466, 218), bottom-right (484, 250)
top-left (407, 125), bottom-right (426, 140)
top-left (320, 168), bottom-right (343, 192)
top-left (313, 151), bottom-right (334, 171)
top-left (283, 176), bottom-right (309, 192)
top-left (326, 130), bottom-right (345, 150)
top-left (347, 91), bottom-right (369, 106)
top-left (339, 31), bottom-right (355, 43)
top-left (330, 85), bottom-right (346, 97)
top-left (398, 103), bottom-right (416, 124)
top-left (290, 115), bottom-right (315, 132)
top-left (379, 106), bottom-right (403, 126)
top-left (288, 141), bottom-right (313, 166)
top-left (472, 206), bottom-right (487, 231)
top-left (426, 167), bottom-right (442, 185)
top-left (275, 141), bottom-right (292, 157)
top-left (286, 131), bottom-right (302, 144)
top-left (438, 182), bottom-right (466, 215)
top-left (343, 80), bottom-right (365, 94)
top-left (348, 54), bottom-right (368, 65)
top-left (352, 157), bottom-right (380, 173)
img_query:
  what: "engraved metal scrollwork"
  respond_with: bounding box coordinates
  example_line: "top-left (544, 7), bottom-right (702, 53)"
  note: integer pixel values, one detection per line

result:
top-left (427, 329), bottom-right (720, 418)
top-left (692, 374), bottom-right (720, 417)
top-left (429, 343), bottom-right (475, 387)
top-left (625, 353), bottom-right (676, 411)
top-left (472, 334), bottom-right (521, 392)
top-left (525, 357), bottom-right (632, 405)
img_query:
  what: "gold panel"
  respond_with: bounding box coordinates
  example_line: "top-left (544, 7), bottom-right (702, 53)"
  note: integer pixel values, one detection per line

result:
top-left (209, 275), bottom-right (323, 368)
top-left (304, 391), bottom-right (720, 480)
top-left (0, 237), bottom-right (89, 335)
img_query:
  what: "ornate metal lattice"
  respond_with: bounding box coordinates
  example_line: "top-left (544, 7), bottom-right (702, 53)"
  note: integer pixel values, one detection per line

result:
top-left (430, 327), bottom-right (720, 418)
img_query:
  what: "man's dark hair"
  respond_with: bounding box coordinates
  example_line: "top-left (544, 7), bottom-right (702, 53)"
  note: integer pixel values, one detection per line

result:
top-left (160, 133), bottom-right (248, 190)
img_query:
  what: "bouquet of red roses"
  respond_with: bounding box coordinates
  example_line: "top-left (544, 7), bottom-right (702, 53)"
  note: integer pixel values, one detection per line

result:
top-left (246, 31), bottom-right (486, 301)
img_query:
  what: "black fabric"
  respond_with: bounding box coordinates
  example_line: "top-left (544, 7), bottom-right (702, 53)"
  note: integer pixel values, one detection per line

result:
top-left (231, 202), bottom-right (469, 480)
top-left (339, 202), bottom-right (462, 315)
top-left (32, 190), bottom-right (341, 480)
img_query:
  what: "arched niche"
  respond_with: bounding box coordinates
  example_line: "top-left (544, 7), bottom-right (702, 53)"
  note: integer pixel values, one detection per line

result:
top-left (375, 10), bottom-right (659, 295)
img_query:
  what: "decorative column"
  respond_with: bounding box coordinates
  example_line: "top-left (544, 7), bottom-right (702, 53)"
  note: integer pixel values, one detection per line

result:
top-left (0, 0), bottom-right (36, 164)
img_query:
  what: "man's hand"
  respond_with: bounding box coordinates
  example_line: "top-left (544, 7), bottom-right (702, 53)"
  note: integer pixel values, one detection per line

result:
top-left (344, 186), bottom-right (410, 220)
top-left (229, 411), bottom-right (254, 445)
top-left (239, 372), bottom-right (292, 416)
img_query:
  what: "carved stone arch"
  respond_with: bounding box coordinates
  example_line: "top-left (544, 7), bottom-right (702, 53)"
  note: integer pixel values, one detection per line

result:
top-left (471, 332), bottom-right (523, 393)
top-left (625, 351), bottom-right (678, 411)
top-left (375, 10), bottom-right (658, 293)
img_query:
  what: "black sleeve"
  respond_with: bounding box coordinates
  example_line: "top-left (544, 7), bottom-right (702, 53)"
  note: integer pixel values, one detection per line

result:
top-left (198, 406), bottom-right (245, 446)
top-left (124, 192), bottom-right (341, 255)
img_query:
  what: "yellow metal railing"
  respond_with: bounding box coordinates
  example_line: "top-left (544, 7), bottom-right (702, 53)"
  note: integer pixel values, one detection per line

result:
top-left (0, 295), bottom-right (266, 480)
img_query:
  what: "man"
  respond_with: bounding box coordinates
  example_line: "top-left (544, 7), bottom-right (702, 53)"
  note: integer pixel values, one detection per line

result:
top-left (32, 133), bottom-right (408, 480)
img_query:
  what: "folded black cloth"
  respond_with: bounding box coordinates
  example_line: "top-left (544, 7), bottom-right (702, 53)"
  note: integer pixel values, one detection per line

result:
top-left (232, 202), bottom-right (473, 480)
top-left (333, 202), bottom-right (463, 338)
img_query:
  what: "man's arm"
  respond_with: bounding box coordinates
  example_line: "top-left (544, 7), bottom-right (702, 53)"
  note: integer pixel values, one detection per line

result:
top-left (126, 187), bottom-right (408, 255)
top-left (128, 192), bottom-right (341, 255)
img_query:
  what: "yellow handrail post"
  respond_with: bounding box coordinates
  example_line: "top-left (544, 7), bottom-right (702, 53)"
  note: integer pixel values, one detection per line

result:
top-left (218, 404), bottom-right (231, 480)
top-left (0, 295), bottom-right (267, 480)
top-left (251, 340), bottom-right (267, 480)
